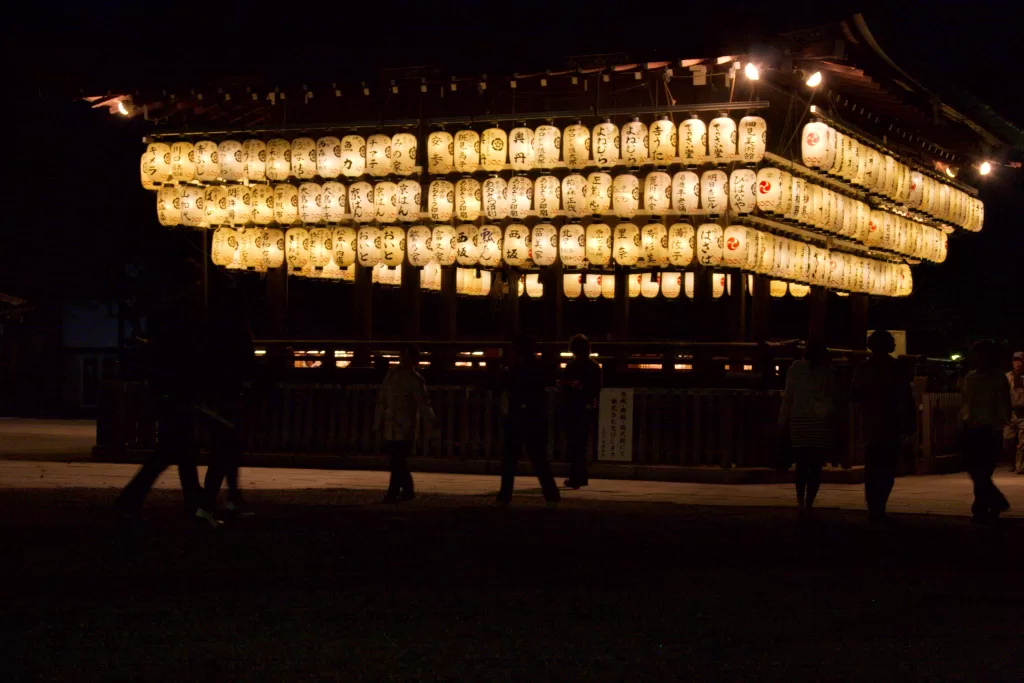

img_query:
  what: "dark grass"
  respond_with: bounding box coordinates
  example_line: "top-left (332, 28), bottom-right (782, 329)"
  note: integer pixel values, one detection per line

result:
top-left (3, 487), bottom-right (1024, 681)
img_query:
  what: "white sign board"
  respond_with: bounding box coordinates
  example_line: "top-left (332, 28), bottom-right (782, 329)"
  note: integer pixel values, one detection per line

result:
top-left (598, 388), bottom-right (634, 462)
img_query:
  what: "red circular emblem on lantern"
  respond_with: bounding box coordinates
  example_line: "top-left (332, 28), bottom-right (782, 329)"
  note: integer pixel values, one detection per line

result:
top-left (758, 180), bottom-right (771, 194)
top-left (806, 132), bottom-right (820, 146)
top-left (726, 237), bottom-right (740, 251)
top-left (909, 181), bottom-right (917, 191)
top-left (868, 221), bottom-right (877, 232)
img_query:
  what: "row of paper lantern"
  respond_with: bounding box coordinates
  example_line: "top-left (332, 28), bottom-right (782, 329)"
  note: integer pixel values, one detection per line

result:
top-left (140, 114), bottom-right (766, 190)
top-left (211, 224), bottom-right (911, 297)
top-left (557, 273), bottom-right (820, 300)
top-left (801, 121), bottom-right (982, 231)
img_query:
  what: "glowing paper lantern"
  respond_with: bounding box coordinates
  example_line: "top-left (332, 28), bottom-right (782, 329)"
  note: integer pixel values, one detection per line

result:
top-left (236, 139), bottom-right (264, 182)
top-left (744, 229), bottom-right (762, 271)
top-left (140, 142), bottom-right (172, 188)
top-left (563, 274), bottom-right (583, 299)
top-left (668, 223), bottom-right (695, 267)
top-left (193, 140), bottom-right (219, 182)
top-left (508, 176), bottom-right (533, 219)
top-left (644, 172), bottom-right (672, 215)
top-left (642, 223), bottom-right (669, 267)
top-left (729, 169), bottom-right (757, 214)
top-left (586, 172), bottom-right (612, 214)
top-left (216, 140), bottom-right (243, 181)
top-left (560, 174), bottom-right (586, 218)
top-left (225, 185), bottom-right (252, 225)
top-left (428, 180), bottom-right (454, 222)
top-left (522, 273), bottom-right (542, 298)
top-left (662, 272), bottom-right (682, 299)
top-left (170, 141), bottom-right (195, 182)
top-left (535, 176), bottom-right (560, 218)
top-left (770, 280), bottom-right (787, 298)
top-left (684, 272), bottom-right (695, 299)
top-left (337, 135), bottom-right (365, 178)
top-left (621, 118), bottom-right (649, 167)
top-left (602, 274), bottom-right (615, 299)
top-left (308, 227), bottom-right (334, 268)
top-left (454, 130), bottom-right (480, 173)
top-left (204, 185), bottom-right (228, 226)
top-left (789, 283), bottom-right (810, 298)
top-left (559, 223), bottom-right (586, 267)
top-left (455, 178), bottom-right (482, 221)
top-left (421, 262), bottom-right (442, 291)
top-left (389, 132), bottom-right (417, 176)
top-left (365, 134), bottom-right (391, 178)
top-left (286, 227), bottom-right (311, 270)
top-left (157, 186), bottom-right (181, 226)
top-left (738, 115), bottom-right (767, 165)
top-left (563, 122), bottom-right (590, 170)
top-left (332, 226), bottom-right (356, 267)
top-left (672, 171), bottom-right (700, 214)
top-left (641, 273), bottom-right (660, 298)
top-left (531, 223), bottom-right (558, 266)
top-left (320, 181), bottom-right (347, 223)
top-left (455, 224), bottom-right (480, 266)
top-left (722, 226), bottom-right (750, 268)
top-left (584, 274), bottom-right (603, 299)
top-left (864, 210), bottom-right (884, 247)
top-left (478, 225), bottom-right (502, 268)
top-left (347, 182), bottom-right (374, 223)
top-left (755, 168), bottom-right (782, 213)
top-left (298, 183), bottom-right (323, 223)
top-left (380, 226), bottom-right (405, 267)
top-left (481, 128), bottom-right (508, 172)
top-left (712, 273), bottom-right (728, 299)
top-left (503, 224), bottom-right (529, 267)
top-left (592, 120), bottom-right (619, 168)
top-left (508, 127), bottom-right (535, 171)
top-left (700, 170), bottom-right (728, 215)
top-left (180, 185), bottom-right (205, 227)
top-left (427, 131), bottom-right (454, 174)
top-left (313, 136), bottom-right (342, 180)
top-left (828, 251), bottom-right (847, 289)
top-left (696, 224), bottom-right (724, 267)
top-left (482, 176), bottom-right (509, 220)
top-left (841, 134), bottom-right (857, 181)
top-left (708, 115), bottom-right (737, 164)
top-left (212, 228), bottom-right (239, 267)
top-left (586, 223), bottom-right (612, 266)
top-left (272, 183), bottom-right (298, 225)
top-left (431, 225), bottom-right (456, 266)
top-left (264, 228), bottom-right (285, 268)
top-left (801, 122), bottom-right (830, 169)
top-left (374, 182), bottom-right (398, 223)
top-left (290, 138), bottom-right (316, 180)
top-left (649, 117), bottom-right (676, 166)
top-left (357, 226), bottom-right (382, 266)
top-left (613, 223), bottom-right (640, 266)
top-left (396, 179), bottom-right (421, 223)
top-left (535, 124), bottom-right (560, 169)
top-left (612, 173), bottom-right (640, 218)
top-left (266, 139), bottom-right (292, 181)
top-left (679, 116), bottom-right (707, 166)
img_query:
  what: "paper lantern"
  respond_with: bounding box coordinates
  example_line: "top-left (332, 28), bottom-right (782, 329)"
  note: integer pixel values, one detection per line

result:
top-left (234, 140), bottom-right (264, 183)
top-left (289, 138), bottom-right (316, 180)
top-left (672, 171), bottom-right (700, 214)
top-left (769, 280), bottom-right (787, 298)
top-left (755, 168), bottom-right (782, 213)
top-left (896, 264), bottom-right (913, 297)
top-left (531, 223), bottom-right (558, 266)
top-left (204, 185), bottom-right (228, 226)
top-left (455, 224), bottom-right (481, 266)
top-left (744, 229), bottom-right (762, 271)
top-left (272, 183), bottom-right (298, 225)
top-left (679, 116), bottom-right (707, 166)
top-left (331, 226), bottom-right (356, 268)
top-left (364, 134), bottom-right (391, 178)
top-left (801, 122), bottom-right (830, 169)
top-left (729, 169), bottom-right (756, 215)
top-left (225, 185), bottom-right (252, 225)
top-left (789, 283), bottom-right (810, 298)
top-left (784, 176), bottom-right (801, 222)
top-left (827, 131), bottom-right (845, 176)
top-left (840, 134), bottom-right (857, 180)
top-left (583, 274), bottom-right (602, 299)
top-left (379, 226), bottom-right (405, 267)
top-left (285, 228), bottom-right (311, 270)
top-left (519, 273), bottom-right (541, 298)
top-left (140, 142), bottom-right (172, 188)
top-left (180, 185), bottom-right (206, 227)
top-left (482, 176), bottom-right (509, 220)
top-left (722, 226), bottom-right (750, 268)
top-left (585, 223), bottom-right (612, 266)
top-left (266, 139), bottom-right (291, 181)
top-left (508, 127), bottom-right (535, 171)
top-left (808, 185), bottom-right (825, 229)
top-left (480, 128), bottom-right (508, 172)
top-left (427, 180), bottom-right (454, 223)
top-left (212, 228), bottom-right (240, 267)
top-left (640, 273), bottom-right (660, 298)
top-left (535, 124), bottom-right (560, 169)
top-left (507, 176), bottom-right (533, 219)
top-left (798, 180), bottom-right (814, 225)
top-left (563, 274), bottom-right (583, 299)
top-left (318, 181), bottom-right (345, 223)
top-left (864, 210), bottom-right (883, 246)
top-left (582, 172), bottom-right (611, 214)
top-left (193, 140), bottom-right (219, 182)
top-left (668, 223), bottom-right (695, 267)
top-left (454, 130), bottom-right (480, 173)
top-left (157, 186), bottom-right (181, 226)
top-left (424, 131), bottom-right (454, 175)
top-left (213, 140), bottom-right (242, 182)
top-left (755, 232), bottom-right (775, 274)
top-left (621, 118), bottom-right (649, 167)
top-left (455, 178), bottom-right (481, 221)
top-left (696, 224), bottom-right (724, 267)
top-left (387, 132), bottom-right (416, 176)
top-left (641, 223), bottom-right (669, 267)
top-left (644, 172), bottom-right (671, 215)
top-left (684, 272), bottom-right (695, 299)
top-left (807, 245), bottom-right (828, 285)
top-left (613, 222), bottom-right (640, 266)
top-left (708, 115), bottom-right (737, 164)
top-left (373, 182), bottom-right (398, 223)
top-left (309, 136), bottom-right (342, 180)
top-left (628, 274), bottom-right (646, 298)
top-left (556, 174), bottom-right (584, 219)
top-left (496, 224), bottom-right (528, 267)
top-left (612, 173), bottom-right (640, 218)
top-left (394, 179), bottom-right (421, 223)
top-left (345, 182), bottom-right (372, 223)
top-left (333, 135), bottom-right (363, 179)
top-left (661, 272), bottom-right (682, 299)
top-left (592, 120), bottom-right (619, 168)
top-left (700, 170), bottom-right (728, 215)
top-left (535, 176), bottom-right (560, 218)
top-left (778, 171), bottom-right (794, 216)
top-left (420, 262), bottom-right (442, 291)
top-left (356, 226), bottom-right (382, 266)
top-left (559, 223), bottom-right (586, 267)
top-left (738, 115), bottom-right (767, 165)
top-left (298, 183), bottom-right (323, 223)
top-left (477, 225), bottom-right (502, 268)
top-left (169, 141), bottom-right (195, 182)
top-left (828, 251), bottom-right (847, 289)
top-left (602, 274), bottom-right (616, 299)
top-left (561, 122), bottom-right (590, 170)
top-left (308, 227), bottom-right (334, 268)
top-left (429, 225), bottom-right (456, 266)
top-left (649, 117), bottom-right (676, 166)
top-left (264, 228), bottom-right (285, 268)
top-left (712, 273), bottom-right (728, 299)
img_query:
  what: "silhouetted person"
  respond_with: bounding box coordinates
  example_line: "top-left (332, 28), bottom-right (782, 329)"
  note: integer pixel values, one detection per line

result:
top-left (497, 335), bottom-right (560, 506)
top-left (374, 345), bottom-right (435, 503)
top-left (115, 257), bottom-right (219, 527)
top-left (962, 340), bottom-right (1011, 522)
top-left (850, 330), bottom-right (915, 525)
top-left (558, 334), bottom-right (602, 489)
top-left (1006, 351), bottom-right (1024, 473)
top-left (201, 289), bottom-right (254, 515)
top-left (779, 341), bottom-right (837, 516)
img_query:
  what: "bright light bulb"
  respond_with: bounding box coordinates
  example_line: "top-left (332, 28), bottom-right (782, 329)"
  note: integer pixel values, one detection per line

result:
top-left (744, 63), bottom-right (760, 80)
top-left (117, 100), bottom-right (129, 116)
top-left (979, 161), bottom-right (991, 175)
top-left (944, 166), bottom-right (956, 178)
top-left (805, 71), bottom-right (822, 88)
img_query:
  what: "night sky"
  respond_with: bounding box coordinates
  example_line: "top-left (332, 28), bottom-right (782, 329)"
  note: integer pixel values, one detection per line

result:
top-left (3, 0), bottom-right (1021, 355)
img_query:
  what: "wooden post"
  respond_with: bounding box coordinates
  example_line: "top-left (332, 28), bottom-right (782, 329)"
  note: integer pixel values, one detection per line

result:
top-left (693, 267), bottom-right (713, 341)
top-left (353, 262), bottom-right (373, 366)
top-left (504, 266), bottom-right (521, 340)
top-left (400, 263), bottom-right (421, 341)
top-left (266, 265), bottom-right (288, 337)
top-left (542, 260), bottom-right (563, 342)
top-left (728, 271), bottom-right (748, 341)
top-left (751, 274), bottom-right (771, 342)
top-left (808, 285), bottom-right (828, 344)
top-left (612, 268), bottom-right (630, 342)
top-left (850, 293), bottom-right (869, 350)
top-left (438, 265), bottom-right (457, 370)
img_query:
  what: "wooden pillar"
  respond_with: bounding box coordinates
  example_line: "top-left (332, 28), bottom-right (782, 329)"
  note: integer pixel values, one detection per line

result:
top-left (266, 265), bottom-right (288, 337)
top-left (438, 265), bottom-right (457, 370)
top-left (850, 293), bottom-right (868, 350)
top-left (808, 286), bottom-right (828, 344)
top-left (542, 260), bottom-right (563, 342)
top-left (612, 268), bottom-right (630, 342)
top-left (728, 271), bottom-right (748, 341)
top-left (751, 274), bottom-right (771, 342)
top-left (400, 263), bottom-right (421, 340)
top-left (692, 267), bottom-right (713, 341)
top-left (353, 262), bottom-right (373, 366)
top-left (503, 267), bottom-right (521, 340)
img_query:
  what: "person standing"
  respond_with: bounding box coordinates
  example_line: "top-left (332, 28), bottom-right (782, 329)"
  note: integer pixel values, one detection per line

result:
top-left (962, 340), bottom-right (1012, 522)
top-left (850, 330), bottom-right (916, 525)
top-left (374, 345), bottom-right (436, 504)
top-left (497, 335), bottom-right (560, 506)
top-left (1005, 351), bottom-right (1024, 473)
top-left (558, 335), bottom-right (602, 490)
top-left (778, 342), bottom-right (837, 516)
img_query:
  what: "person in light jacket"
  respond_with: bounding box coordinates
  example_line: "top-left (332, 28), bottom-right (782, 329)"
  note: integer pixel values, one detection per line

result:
top-left (374, 345), bottom-right (436, 504)
top-left (962, 340), bottom-right (1011, 522)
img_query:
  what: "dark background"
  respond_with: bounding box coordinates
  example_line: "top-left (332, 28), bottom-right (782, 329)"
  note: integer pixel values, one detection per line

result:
top-left (2, 0), bottom-right (1021, 356)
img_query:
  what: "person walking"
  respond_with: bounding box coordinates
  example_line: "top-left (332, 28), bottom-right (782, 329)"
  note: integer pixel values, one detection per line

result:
top-left (962, 340), bottom-right (1012, 522)
top-left (850, 330), bottom-right (916, 525)
top-left (778, 341), bottom-right (837, 516)
top-left (374, 345), bottom-right (436, 504)
top-left (497, 335), bottom-right (561, 506)
top-left (1005, 351), bottom-right (1024, 473)
top-left (558, 334), bottom-right (602, 490)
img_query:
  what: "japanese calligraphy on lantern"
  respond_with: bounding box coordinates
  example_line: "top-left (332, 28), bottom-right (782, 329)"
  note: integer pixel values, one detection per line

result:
top-left (599, 389), bottom-right (633, 462)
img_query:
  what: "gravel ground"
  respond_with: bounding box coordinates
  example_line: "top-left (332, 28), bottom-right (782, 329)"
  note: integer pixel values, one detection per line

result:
top-left (3, 487), bottom-right (1024, 681)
